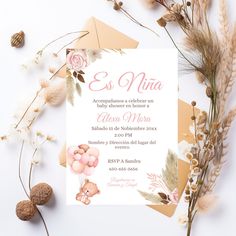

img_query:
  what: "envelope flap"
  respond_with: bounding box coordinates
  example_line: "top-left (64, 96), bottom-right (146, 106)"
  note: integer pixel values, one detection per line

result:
top-left (74, 17), bottom-right (139, 49)
top-left (74, 17), bottom-right (100, 49)
top-left (94, 17), bottom-right (139, 48)
top-left (148, 159), bottom-right (190, 217)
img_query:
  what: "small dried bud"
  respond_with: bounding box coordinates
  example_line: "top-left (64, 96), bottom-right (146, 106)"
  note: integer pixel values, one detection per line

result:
top-left (206, 87), bottom-right (213, 98)
top-left (186, 1), bottom-right (191, 7)
top-left (185, 189), bottom-right (190, 195)
top-left (191, 184), bottom-right (198, 192)
top-left (197, 111), bottom-right (207, 125)
top-left (198, 180), bottom-right (204, 185)
top-left (0, 135), bottom-right (7, 141)
top-left (33, 108), bottom-right (40, 113)
top-left (36, 131), bottom-right (44, 137)
top-left (191, 158), bottom-right (199, 167)
top-left (191, 101), bottom-right (196, 107)
top-left (193, 167), bottom-right (201, 176)
top-left (113, 2), bottom-right (122, 10)
top-left (185, 196), bottom-right (190, 202)
top-left (46, 135), bottom-right (55, 142)
top-left (191, 115), bottom-right (196, 121)
top-left (197, 133), bottom-right (204, 141)
top-left (186, 152), bottom-right (193, 161)
top-left (157, 18), bottom-right (167, 27)
top-left (40, 80), bottom-right (49, 89)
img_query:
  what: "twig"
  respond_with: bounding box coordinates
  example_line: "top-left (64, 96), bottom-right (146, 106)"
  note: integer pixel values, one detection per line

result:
top-left (18, 141), bottom-right (29, 198)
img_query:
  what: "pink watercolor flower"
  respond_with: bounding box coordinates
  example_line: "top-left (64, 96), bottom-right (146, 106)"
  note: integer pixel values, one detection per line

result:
top-left (169, 188), bottom-right (178, 205)
top-left (67, 50), bottom-right (88, 71)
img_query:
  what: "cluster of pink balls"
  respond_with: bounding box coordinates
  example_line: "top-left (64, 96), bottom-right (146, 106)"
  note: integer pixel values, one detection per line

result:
top-left (67, 144), bottom-right (99, 176)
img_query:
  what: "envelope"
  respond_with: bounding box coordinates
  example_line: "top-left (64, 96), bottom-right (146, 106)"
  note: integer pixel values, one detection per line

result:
top-left (51, 17), bottom-right (139, 78)
top-left (59, 17), bottom-right (192, 217)
top-left (149, 100), bottom-right (197, 216)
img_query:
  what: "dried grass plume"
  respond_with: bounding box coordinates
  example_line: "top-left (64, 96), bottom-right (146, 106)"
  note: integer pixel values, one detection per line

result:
top-left (44, 79), bottom-right (66, 106)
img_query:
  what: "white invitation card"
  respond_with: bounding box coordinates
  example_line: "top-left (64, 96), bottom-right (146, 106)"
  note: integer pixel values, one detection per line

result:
top-left (66, 49), bottom-right (178, 205)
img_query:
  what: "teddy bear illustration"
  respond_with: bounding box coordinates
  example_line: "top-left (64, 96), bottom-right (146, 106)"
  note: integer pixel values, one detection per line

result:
top-left (76, 179), bottom-right (100, 205)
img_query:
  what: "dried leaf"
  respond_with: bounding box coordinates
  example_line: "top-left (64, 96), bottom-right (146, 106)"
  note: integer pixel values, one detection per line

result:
top-left (67, 76), bottom-right (75, 105)
top-left (162, 150), bottom-right (178, 192)
top-left (158, 192), bottom-right (168, 200)
top-left (77, 74), bottom-right (85, 83)
top-left (79, 70), bottom-right (85, 74)
top-left (137, 190), bottom-right (163, 204)
top-left (76, 83), bottom-right (82, 96)
top-left (161, 200), bottom-right (169, 205)
top-left (73, 71), bottom-right (77, 78)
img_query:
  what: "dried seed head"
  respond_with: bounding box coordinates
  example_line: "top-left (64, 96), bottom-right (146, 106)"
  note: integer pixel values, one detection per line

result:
top-left (191, 184), bottom-right (198, 192)
top-left (11, 31), bottom-right (25, 48)
top-left (157, 18), bottom-right (167, 27)
top-left (185, 189), bottom-right (190, 195)
top-left (30, 183), bottom-right (53, 205)
top-left (206, 87), bottom-right (213, 98)
top-left (197, 133), bottom-right (204, 141)
top-left (185, 195), bottom-right (190, 202)
top-left (191, 101), bottom-right (196, 107)
top-left (16, 200), bottom-right (36, 221)
top-left (193, 167), bottom-right (201, 175)
top-left (191, 158), bottom-right (199, 167)
top-left (191, 115), bottom-right (196, 121)
top-left (113, 2), bottom-right (122, 10)
top-left (186, 152), bottom-right (193, 161)
top-left (197, 111), bottom-right (208, 125)
top-left (186, 1), bottom-right (191, 6)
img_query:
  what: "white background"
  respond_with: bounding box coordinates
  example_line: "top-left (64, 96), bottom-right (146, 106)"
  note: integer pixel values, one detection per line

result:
top-left (0, 0), bottom-right (236, 235)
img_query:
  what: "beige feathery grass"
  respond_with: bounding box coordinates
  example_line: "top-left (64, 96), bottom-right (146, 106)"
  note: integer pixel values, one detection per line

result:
top-left (44, 79), bottom-right (66, 106)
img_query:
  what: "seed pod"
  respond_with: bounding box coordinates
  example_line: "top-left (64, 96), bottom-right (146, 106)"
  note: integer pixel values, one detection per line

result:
top-left (157, 17), bottom-right (167, 27)
top-left (30, 183), bottom-right (53, 205)
top-left (206, 87), bottom-right (213, 98)
top-left (11, 31), bottom-right (25, 48)
top-left (16, 200), bottom-right (36, 221)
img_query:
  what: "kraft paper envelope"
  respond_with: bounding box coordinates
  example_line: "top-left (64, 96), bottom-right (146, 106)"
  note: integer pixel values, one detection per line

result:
top-left (74, 17), bottom-right (139, 49)
top-left (59, 17), bottom-right (192, 217)
top-left (52, 17), bottom-right (139, 78)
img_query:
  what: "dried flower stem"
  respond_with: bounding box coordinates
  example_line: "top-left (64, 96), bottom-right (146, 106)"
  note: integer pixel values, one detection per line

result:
top-left (18, 141), bottom-right (49, 236)
top-left (14, 63), bottom-right (66, 129)
top-left (108, 0), bottom-right (159, 37)
top-left (28, 149), bottom-right (37, 191)
top-left (163, 27), bottom-right (199, 71)
top-left (38, 31), bottom-right (89, 54)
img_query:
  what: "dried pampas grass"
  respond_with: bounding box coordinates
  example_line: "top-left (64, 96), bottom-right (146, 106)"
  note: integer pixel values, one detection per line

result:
top-left (196, 194), bottom-right (218, 213)
top-left (44, 79), bottom-right (66, 106)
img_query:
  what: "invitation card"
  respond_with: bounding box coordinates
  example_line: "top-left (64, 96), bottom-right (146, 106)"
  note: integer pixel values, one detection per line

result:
top-left (66, 49), bottom-right (178, 205)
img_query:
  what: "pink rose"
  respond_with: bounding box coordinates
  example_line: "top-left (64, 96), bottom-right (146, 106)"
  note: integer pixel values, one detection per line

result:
top-left (67, 50), bottom-right (88, 71)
